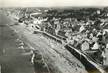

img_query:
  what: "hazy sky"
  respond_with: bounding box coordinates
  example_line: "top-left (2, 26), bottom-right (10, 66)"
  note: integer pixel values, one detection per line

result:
top-left (0, 0), bottom-right (108, 7)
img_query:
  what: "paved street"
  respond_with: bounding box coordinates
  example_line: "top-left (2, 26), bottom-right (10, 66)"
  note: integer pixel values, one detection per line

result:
top-left (0, 13), bottom-right (34, 73)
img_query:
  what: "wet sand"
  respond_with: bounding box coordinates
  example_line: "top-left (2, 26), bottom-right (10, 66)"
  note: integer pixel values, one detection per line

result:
top-left (0, 13), bottom-right (34, 73)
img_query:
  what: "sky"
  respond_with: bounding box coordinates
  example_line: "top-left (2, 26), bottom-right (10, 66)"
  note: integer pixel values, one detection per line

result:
top-left (0, 0), bottom-right (108, 7)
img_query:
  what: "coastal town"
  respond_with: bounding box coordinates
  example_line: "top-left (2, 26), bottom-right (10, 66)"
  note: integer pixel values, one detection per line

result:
top-left (0, 7), bottom-right (108, 73)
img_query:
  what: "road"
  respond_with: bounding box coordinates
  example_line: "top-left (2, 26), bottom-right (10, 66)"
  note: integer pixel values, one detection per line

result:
top-left (0, 12), bottom-right (34, 73)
